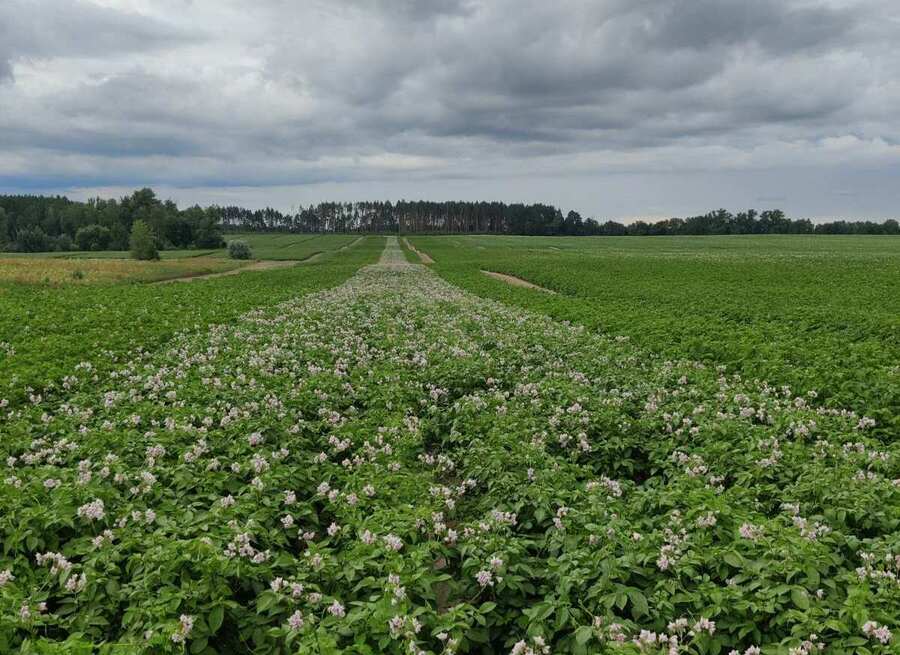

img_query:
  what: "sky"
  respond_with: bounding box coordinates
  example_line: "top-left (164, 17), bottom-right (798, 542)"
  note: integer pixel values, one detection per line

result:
top-left (1, 0), bottom-right (899, 222)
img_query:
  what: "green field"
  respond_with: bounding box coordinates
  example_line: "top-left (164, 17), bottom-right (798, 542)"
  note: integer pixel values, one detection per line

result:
top-left (407, 234), bottom-right (900, 435)
top-left (3, 250), bottom-right (222, 260)
top-left (0, 236), bottom-right (380, 405)
top-left (222, 233), bottom-right (361, 260)
top-left (4, 233), bottom-right (362, 262)
top-left (1, 235), bottom-right (898, 654)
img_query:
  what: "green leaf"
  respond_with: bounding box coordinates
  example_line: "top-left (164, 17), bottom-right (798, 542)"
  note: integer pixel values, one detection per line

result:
top-left (468, 627), bottom-right (489, 643)
top-left (480, 602), bottom-right (497, 614)
top-left (628, 589), bottom-right (649, 619)
top-left (208, 605), bottom-right (224, 633)
top-left (804, 565), bottom-right (820, 588)
top-left (723, 552), bottom-right (743, 568)
top-left (791, 588), bottom-right (809, 610)
top-left (256, 593), bottom-right (277, 613)
top-left (575, 626), bottom-right (593, 645)
top-left (534, 603), bottom-right (554, 621)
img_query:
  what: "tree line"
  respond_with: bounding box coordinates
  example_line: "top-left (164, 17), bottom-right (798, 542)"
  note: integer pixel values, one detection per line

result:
top-left (2, 190), bottom-right (898, 252)
top-left (181, 201), bottom-right (900, 237)
top-left (0, 189), bottom-right (223, 253)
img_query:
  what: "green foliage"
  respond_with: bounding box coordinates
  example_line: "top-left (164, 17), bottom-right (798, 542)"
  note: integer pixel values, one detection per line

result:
top-left (227, 240), bottom-right (252, 260)
top-left (0, 238), bottom-right (897, 654)
top-left (54, 234), bottom-right (73, 252)
top-left (129, 221), bottom-right (159, 261)
top-left (223, 200), bottom-right (900, 235)
top-left (3, 191), bottom-right (899, 256)
top-left (192, 215), bottom-right (225, 249)
top-left (225, 233), bottom-right (358, 260)
top-left (412, 234), bottom-right (900, 436)
top-left (14, 226), bottom-right (51, 252)
top-left (0, 207), bottom-right (8, 249)
top-left (0, 236), bottom-right (382, 405)
top-left (0, 189), bottom-right (229, 254)
top-left (74, 225), bottom-right (111, 251)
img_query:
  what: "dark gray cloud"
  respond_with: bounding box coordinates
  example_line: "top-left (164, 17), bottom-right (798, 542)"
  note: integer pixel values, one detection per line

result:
top-left (338, 0), bottom-right (475, 21)
top-left (644, 0), bottom-right (854, 53)
top-left (1, 0), bottom-right (899, 219)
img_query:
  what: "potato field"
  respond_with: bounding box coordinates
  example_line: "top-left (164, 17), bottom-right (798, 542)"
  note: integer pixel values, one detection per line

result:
top-left (1, 235), bottom-right (898, 654)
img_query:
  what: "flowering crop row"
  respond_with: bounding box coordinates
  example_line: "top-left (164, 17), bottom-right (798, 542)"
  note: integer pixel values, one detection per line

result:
top-left (1, 238), bottom-right (897, 653)
top-left (0, 237), bottom-right (382, 408)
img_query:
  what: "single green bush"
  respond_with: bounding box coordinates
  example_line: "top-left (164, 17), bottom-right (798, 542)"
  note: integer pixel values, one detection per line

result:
top-left (15, 226), bottom-right (51, 252)
top-left (228, 240), bottom-right (252, 260)
top-left (194, 217), bottom-right (226, 249)
top-left (54, 233), bottom-right (74, 252)
top-left (129, 220), bottom-right (159, 260)
top-left (74, 224), bottom-right (111, 251)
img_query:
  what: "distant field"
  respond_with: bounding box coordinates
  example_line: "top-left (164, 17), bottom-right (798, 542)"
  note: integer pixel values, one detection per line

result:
top-left (0, 234), bottom-right (369, 286)
top-left (4, 249), bottom-right (221, 260)
top-left (223, 233), bottom-right (361, 259)
top-left (408, 234), bottom-right (900, 434)
top-left (0, 256), bottom-right (243, 285)
top-left (2, 233), bottom-right (363, 266)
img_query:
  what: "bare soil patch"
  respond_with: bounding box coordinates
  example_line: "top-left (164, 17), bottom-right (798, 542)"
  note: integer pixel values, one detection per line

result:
top-left (403, 238), bottom-right (434, 264)
top-left (481, 270), bottom-right (556, 293)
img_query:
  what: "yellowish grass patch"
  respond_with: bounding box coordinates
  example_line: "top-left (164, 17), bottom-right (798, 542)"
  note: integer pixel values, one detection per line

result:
top-left (0, 257), bottom-right (244, 285)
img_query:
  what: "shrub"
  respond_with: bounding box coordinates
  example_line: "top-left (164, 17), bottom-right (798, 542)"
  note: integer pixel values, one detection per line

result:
top-left (55, 234), bottom-right (74, 252)
top-left (109, 224), bottom-right (129, 251)
top-left (15, 226), bottom-right (51, 252)
top-left (129, 220), bottom-right (159, 260)
top-left (193, 217), bottom-right (225, 249)
top-left (74, 224), bottom-right (111, 251)
top-left (228, 240), bottom-right (252, 260)
top-left (0, 207), bottom-right (8, 250)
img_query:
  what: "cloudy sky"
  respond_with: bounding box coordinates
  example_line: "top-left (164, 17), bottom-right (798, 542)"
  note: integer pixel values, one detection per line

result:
top-left (2, 0), bottom-right (899, 220)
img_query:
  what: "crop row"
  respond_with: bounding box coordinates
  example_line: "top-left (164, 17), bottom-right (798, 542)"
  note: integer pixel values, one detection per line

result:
top-left (407, 235), bottom-right (900, 436)
top-left (0, 238), bottom-right (382, 408)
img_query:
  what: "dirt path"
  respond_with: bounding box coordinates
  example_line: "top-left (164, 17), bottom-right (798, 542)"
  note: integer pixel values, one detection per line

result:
top-left (156, 260), bottom-right (298, 284)
top-left (375, 237), bottom-right (416, 270)
top-left (340, 236), bottom-right (365, 251)
top-left (277, 235), bottom-right (316, 249)
top-left (403, 238), bottom-right (434, 264)
top-left (481, 270), bottom-right (556, 293)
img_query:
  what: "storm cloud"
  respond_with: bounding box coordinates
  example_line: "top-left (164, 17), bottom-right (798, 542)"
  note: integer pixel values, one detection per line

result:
top-left (1, 0), bottom-right (899, 219)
